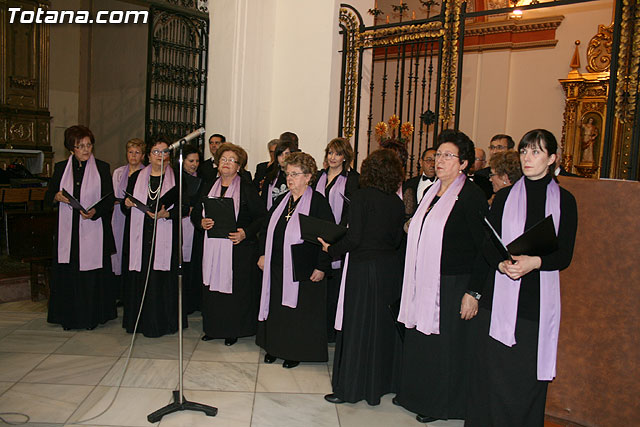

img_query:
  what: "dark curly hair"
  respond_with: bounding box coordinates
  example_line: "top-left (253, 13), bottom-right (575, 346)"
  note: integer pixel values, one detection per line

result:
top-left (359, 149), bottom-right (404, 194)
top-left (379, 138), bottom-right (409, 165)
top-left (436, 129), bottom-right (475, 174)
top-left (64, 125), bottom-right (95, 152)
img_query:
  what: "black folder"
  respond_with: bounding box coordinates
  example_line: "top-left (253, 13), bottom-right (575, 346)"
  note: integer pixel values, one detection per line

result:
top-left (123, 191), bottom-right (149, 213)
top-left (62, 189), bottom-right (113, 214)
top-left (299, 214), bottom-right (347, 246)
top-left (484, 215), bottom-right (558, 261)
top-left (203, 197), bottom-right (236, 238)
top-left (291, 242), bottom-right (318, 282)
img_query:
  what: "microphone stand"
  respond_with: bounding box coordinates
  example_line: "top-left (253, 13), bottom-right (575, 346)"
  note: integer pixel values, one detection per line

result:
top-left (148, 138), bottom-right (217, 423)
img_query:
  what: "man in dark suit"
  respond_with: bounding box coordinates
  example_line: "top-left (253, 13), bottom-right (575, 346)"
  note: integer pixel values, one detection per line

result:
top-left (403, 147), bottom-right (437, 214)
top-left (468, 147), bottom-right (493, 199)
top-left (475, 134), bottom-right (515, 199)
top-left (254, 139), bottom-right (279, 191)
top-left (199, 133), bottom-right (252, 185)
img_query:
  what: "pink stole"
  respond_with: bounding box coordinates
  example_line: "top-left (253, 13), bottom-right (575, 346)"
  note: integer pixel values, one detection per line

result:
top-left (202, 175), bottom-right (241, 293)
top-left (111, 164), bottom-right (142, 275)
top-left (398, 173), bottom-right (466, 335)
top-left (316, 170), bottom-right (347, 269)
top-left (258, 186), bottom-right (313, 321)
top-left (128, 165), bottom-right (175, 272)
top-left (489, 177), bottom-right (561, 380)
top-left (57, 154), bottom-right (103, 271)
top-left (181, 171), bottom-right (198, 263)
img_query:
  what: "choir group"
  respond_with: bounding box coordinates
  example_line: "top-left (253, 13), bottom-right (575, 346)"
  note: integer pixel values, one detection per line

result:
top-left (45, 125), bottom-right (577, 426)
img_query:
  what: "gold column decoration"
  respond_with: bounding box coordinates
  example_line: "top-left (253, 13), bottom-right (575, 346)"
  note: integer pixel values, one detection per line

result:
top-left (339, 7), bottom-right (361, 139)
top-left (439, 0), bottom-right (463, 126)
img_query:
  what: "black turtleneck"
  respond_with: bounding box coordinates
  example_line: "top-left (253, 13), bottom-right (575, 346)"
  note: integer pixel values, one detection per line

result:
top-left (476, 174), bottom-right (578, 321)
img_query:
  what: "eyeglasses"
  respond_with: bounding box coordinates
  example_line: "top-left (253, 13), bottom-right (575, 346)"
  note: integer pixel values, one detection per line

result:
top-left (489, 145), bottom-right (507, 151)
top-left (151, 149), bottom-right (167, 156)
top-left (475, 157), bottom-right (485, 162)
top-left (489, 173), bottom-right (497, 178)
top-left (285, 171), bottom-right (306, 178)
top-left (435, 152), bottom-right (459, 161)
top-left (219, 157), bottom-right (238, 164)
top-left (423, 157), bottom-right (436, 163)
top-left (74, 143), bottom-right (93, 151)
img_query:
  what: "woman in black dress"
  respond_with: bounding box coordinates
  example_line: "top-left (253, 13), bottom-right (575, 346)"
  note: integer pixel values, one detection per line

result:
top-left (313, 137), bottom-right (359, 342)
top-left (256, 152), bottom-right (334, 368)
top-left (395, 130), bottom-right (488, 423)
top-left (46, 125), bottom-right (117, 330)
top-left (179, 144), bottom-right (203, 314)
top-left (193, 143), bottom-right (267, 345)
top-left (121, 137), bottom-right (187, 338)
top-left (319, 148), bottom-right (405, 405)
top-left (465, 129), bottom-right (578, 427)
top-left (260, 139), bottom-right (296, 210)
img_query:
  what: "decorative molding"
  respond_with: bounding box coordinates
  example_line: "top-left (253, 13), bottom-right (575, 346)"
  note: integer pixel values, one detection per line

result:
top-left (9, 77), bottom-right (37, 89)
top-left (463, 15), bottom-right (564, 52)
top-left (357, 22), bottom-right (443, 48)
top-left (586, 24), bottom-right (613, 73)
top-left (438, 0), bottom-right (462, 126)
top-left (614, 0), bottom-right (640, 125)
top-left (338, 7), bottom-right (361, 140)
top-left (465, 15), bottom-right (564, 36)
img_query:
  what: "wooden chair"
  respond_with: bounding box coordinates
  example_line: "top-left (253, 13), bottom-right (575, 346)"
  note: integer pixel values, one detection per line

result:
top-left (29, 187), bottom-right (47, 210)
top-left (1, 188), bottom-right (30, 255)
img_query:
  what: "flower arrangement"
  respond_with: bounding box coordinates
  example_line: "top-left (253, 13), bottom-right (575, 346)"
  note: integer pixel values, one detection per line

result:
top-left (375, 114), bottom-right (413, 165)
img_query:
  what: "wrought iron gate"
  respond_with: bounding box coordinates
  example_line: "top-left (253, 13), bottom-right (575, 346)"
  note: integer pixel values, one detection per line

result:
top-left (145, 6), bottom-right (208, 146)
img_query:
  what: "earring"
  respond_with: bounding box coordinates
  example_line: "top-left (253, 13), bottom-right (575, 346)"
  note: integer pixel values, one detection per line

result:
top-left (503, 181), bottom-right (507, 185)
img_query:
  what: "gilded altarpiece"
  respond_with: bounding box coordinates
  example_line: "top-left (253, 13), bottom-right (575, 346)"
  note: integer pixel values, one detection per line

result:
top-left (0, 0), bottom-right (52, 175)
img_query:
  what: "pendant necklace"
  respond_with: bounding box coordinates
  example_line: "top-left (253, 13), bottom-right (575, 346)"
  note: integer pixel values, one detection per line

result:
top-left (285, 197), bottom-right (296, 221)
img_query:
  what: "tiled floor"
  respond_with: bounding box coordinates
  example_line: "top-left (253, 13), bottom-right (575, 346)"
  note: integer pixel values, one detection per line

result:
top-left (0, 301), bottom-right (464, 427)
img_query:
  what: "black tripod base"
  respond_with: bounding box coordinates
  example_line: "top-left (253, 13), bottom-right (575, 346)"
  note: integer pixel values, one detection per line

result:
top-left (147, 390), bottom-right (218, 423)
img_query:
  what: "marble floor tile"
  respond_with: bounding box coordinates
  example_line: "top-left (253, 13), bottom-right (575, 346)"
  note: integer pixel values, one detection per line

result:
top-left (0, 300), bottom-right (47, 312)
top-left (191, 337), bottom-right (260, 364)
top-left (69, 386), bottom-right (167, 426)
top-left (0, 382), bottom-right (93, 423)
top-left (17, 316), bottom-right (77, 336)
top-left (335, 394), bottom-right (426, 427)
top-left (0, 311), bottom-right (44, 328)
top-left (0, 330), bottom-right (69, 353)
top-left (128, 334), bottom-right (199, 360)
top-left (0, 381), bottom-right (13, 395)
top-left (0, 327), bottom-right (13, 339)
top-left (181, 318), bottom-right (203, 338)
top-left (55, 332), bottom-right (131, 357)
top-left (183, 361), bottom-right (257, 392)
top-left (156, 390), bottom-right (253, 427)
top-left (100, 358), bottom-right (179, 389)
top-left (252, 392), bottom-right (340, 427)
top-left (256, 363), bottom-right (332, 394)
top-left (22, 354), bottom-right (118, 386)
top-left (0, 352), bottom-right (48, 381)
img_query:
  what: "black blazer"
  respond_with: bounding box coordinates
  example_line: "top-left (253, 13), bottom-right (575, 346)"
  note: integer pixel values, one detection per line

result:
top-left (313, 169), bottom-right (360, 227)
top-left (253, 161), bottom-right (270, 192)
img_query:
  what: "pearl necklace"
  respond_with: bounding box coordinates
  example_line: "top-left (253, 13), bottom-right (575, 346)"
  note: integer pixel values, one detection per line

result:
top-left (148, 178), bottom-right (161, 200)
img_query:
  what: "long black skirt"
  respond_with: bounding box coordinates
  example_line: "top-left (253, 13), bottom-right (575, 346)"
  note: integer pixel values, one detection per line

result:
top-left (331, 255), bottom-right (403, 405)
top-left (184, 228), bottom-right (204, 314)
top-left (395, 274), bottom-right (472, 420)
top-left (465, 308), bottom-right (548, 427)
top-left (48, 261), bottom-right (117, 330)
top-left (326, 266), bottom-right (341, 343)
top-left (201, 241), bottom-right (260, 339)
top-left (256, 263), bottom-right (328, 362)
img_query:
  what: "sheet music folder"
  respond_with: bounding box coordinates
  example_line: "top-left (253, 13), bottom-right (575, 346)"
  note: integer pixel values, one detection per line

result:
top-left (123, 191), bottom-right (149, 213)
top-left (299, 214), bottom-right (347, 246)
top-left (203, 197), bottom-right (236, 238)
top-left (484, 215), bottom-right (558, 261)
top-left (291, 242), bottom-right (318, 282)
top-left (62, 189), bottom-right (112, 214)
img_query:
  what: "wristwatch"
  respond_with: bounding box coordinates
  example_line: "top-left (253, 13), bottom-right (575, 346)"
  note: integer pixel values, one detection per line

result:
top-left (466, 290), bottom-right (481, 300)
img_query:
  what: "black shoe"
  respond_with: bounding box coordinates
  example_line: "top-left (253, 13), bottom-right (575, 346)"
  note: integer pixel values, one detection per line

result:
top-left (201, 335), bottom-right (215, 341)
top-left (324, 393), bottom-right (345, 404)
top-left (282, 360), bottom-right (299, 369)
top-left (86, 326), bottom-right (96, 330)
top-left (416, 414), bottom-right (437, 423)
top-left (224, 337), bottom-right (237, 346)
top-left (63, 327), bottom-right (71, 331)
top-left (264, 353), bottom-right (277, 363)
top-left (392, 396), bottom-right (401, 406)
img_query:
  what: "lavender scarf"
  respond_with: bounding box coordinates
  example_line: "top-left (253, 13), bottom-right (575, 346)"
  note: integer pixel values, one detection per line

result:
top-left (334, 252), bottom-right (350, 330)
top-left (489, 177), bottom-right (561, 381)
top-left (111, 164), bottom-right (142, 275)
top-left (58, 154), bottom-right (103, 271)
top-left (316, 171), bottom-right (347, 269)
top-left (181, 171), bottom-right (198, 263)
top-left (258, 186), bottom-right (313, 321)
top-left (129, 165), bottom-right (175, 272)
top-left (202, 175), bottom-right (241, 293)
top-left (398, 173), bottom-right (466, 335)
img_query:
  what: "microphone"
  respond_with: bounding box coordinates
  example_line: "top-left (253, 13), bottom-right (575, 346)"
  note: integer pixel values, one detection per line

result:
top-left (162, 128), bottom-right (206, 152)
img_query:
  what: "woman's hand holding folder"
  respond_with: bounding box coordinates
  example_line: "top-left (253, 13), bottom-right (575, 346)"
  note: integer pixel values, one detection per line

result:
top-left (499, 255), bottom-right (542, 280)
top-left (201, 218), bottom-right (214, 230)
